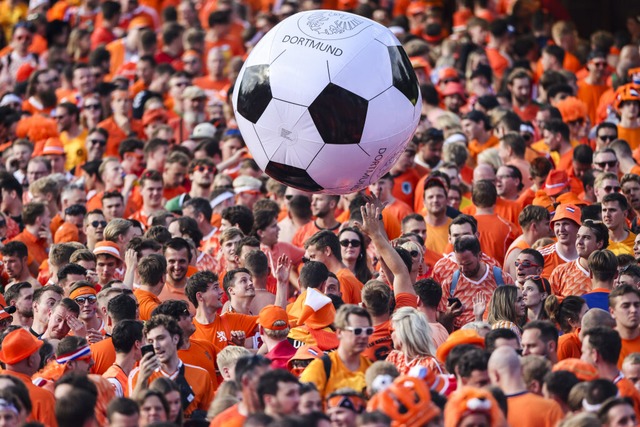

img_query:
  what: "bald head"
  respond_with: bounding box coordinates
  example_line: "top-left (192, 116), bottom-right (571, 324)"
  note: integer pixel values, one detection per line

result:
top-left (619, 45), bottom-right (640, 63)
top-left (473, 164), bottom-right (496, 183)
top-left (489, 346), bottom-right (521, 374)
top-left (580, 308), bottom-right (615, 341)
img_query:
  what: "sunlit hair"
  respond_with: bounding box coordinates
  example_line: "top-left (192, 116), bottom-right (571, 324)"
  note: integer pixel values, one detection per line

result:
top-left (391, 307), bottom-right (436, 360)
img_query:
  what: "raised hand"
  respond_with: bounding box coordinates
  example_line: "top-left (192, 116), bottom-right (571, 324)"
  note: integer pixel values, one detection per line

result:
top-left (472, 292), bottom-right (487, 321)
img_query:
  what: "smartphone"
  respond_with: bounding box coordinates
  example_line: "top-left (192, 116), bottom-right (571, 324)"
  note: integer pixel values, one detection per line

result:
top-left (448, 297), bottom-right (462, 308)
top-left (141, 344), bottom-right (155, 357)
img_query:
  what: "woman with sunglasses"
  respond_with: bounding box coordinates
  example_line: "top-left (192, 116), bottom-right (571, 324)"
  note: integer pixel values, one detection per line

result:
top-left (338, 227), bottom-right (371, 285)
top-left (81, 94), bottom-right (104, 130)
top-left (386, 307), bottom-right (444, 375)
top-left (522, 275), bottom-right (550, 322)
top-left (487, 286), bottom-right (526, 343)
top-left (400, 240), bottom-right (426, 282)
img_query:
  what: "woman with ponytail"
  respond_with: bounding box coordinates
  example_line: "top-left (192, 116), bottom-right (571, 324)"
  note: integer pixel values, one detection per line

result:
top-left (545, 295), bottom-right (588, 360)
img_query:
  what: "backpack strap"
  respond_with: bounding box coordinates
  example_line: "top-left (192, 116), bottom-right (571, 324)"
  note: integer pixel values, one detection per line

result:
top-left (492, 266), bottom-right (504, 286)
top-left (321, 353), bottom-right (332, 393)
top-left (450, 270), bottom-right (461, 297)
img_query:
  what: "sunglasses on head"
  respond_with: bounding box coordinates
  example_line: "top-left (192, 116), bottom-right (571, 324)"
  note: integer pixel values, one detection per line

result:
top-left (595, 160), bottom-right (618, 169)
top-left (344, 326), bottom-right (374, 336)
top-left (340, 239), bottom-right (361, 248)
top-left (90, 220), bottom-right (107, 228)
top-left (75, 295), bottom-right (97, 305)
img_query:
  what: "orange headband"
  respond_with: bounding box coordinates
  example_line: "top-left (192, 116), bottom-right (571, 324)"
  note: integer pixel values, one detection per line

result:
top-left (69, 287), bottom-right (97, 300)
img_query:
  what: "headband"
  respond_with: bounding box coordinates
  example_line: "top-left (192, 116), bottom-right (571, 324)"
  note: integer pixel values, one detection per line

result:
top-left (326, 395), bottom-right (366, 414)
top-left (582, 399), bottom-right (602, 413)
top-left (56, 345), bottom-right (92, 364)
top-left (234, 186), bottom-right (260, 194)
top-left (69, 287), bottom-right (97, 300)
top-left (210, 191), bottom-right (234, 209)
top-left (0, 399), bottom-right (18, 415)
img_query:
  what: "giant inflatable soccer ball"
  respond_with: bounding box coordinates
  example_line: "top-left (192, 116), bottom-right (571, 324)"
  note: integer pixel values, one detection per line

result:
top-left (232, 10), bottom-right (422, 194)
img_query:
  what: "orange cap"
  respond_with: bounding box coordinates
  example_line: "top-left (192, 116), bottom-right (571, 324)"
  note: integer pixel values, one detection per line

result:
top-left (544, 170), bottom-right (569, 196)
top-left (441, 81), bottom-right (467, 100)
top-left (556, 96), bottom-right (588, 123)
top-left (551, 204), bottom-right (581, 226)
top-left (42, 137), bottom-right (65, 156)
top-left (93, 241), bottom-right (123, 261)
top-left (407, 1), bottom-right (426, 15)
top-left (553, 358), bottom-right (598, 381)
top-left (128, 16), bottom-right (152, 30)
top-left (16, 63), bottom-right (36, 83)
top-left (444, 387), bottom-right (504, 427)
top-left (0, 328), bottom-right (43, 364)
top-left (438, 67), bottom-right (459, 83)
top-left (142, 108), bottom-right (168, 126)
top-left (259, 305), bottom-right (289, 331)
top-left (368, 376), bottom-right (441, 427)
top-left (436, 329), bottom-right (484, 363)
top-left (54, 222), bottom-right (79, 243)
top-left (532, 189), bottom-right (555, 212)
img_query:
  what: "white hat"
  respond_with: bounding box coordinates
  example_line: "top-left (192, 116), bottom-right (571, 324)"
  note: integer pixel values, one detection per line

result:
top-left (233, 176), bottom-right (262, 194)
top-left (189, 122), bottom-right (217, 140)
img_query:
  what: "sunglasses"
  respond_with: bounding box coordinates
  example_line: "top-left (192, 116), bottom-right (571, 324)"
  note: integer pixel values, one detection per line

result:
top-left (84, 104), bottom-right (101, 111)
top-left (88, 138), bottom-right (106, 146)
top-left (344, 326), bottom-right (374, 336)
top-left (192, 165), bottom-right (215, 174)
top-left (604, 185), bottom-right (621, 193)
top-left (90, 220), bottom-right (107, 228)
top-left (515, 260), bottom-right (541, 268)
top-left (340, 239), bottom-right (361, 248)
top-left (75, 295), bottom-right (97, 305)
top-left (592, 61), bottom-right (607, 68)
top-left (595, 160), bottom-right (618, 168)
top-left (598, 135), bottom-right (616, 142)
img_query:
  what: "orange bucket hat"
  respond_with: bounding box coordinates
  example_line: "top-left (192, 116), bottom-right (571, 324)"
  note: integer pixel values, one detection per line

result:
top-left (0, 328), bottom-right (43, 364)
top-left (436, 329), bottom-right (484, 363)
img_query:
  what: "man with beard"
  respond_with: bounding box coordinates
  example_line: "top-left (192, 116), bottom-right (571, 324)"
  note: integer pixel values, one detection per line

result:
top-left (5, 282), bottom-right (33, 328)
top-left (129, 314), bottom-right (215, 417)
top-left (423, 176), bottom-right (451, 255)
top-left (625, 174), bottom-right (640, 231)
top-left (610, 285), bottom-right (640, 368)
top-left (84, 210), bottom-right (107, 251)
top-left (171, 86), bottom-right (208, 143)
top-left (508, 68), bottom-right (539, 122)
top-left (31, 285), bottom-right (63, 337)
top-left (292, 194), bottom-right (341, 248)
top-left (1, 241), bottom-right (39, 288)
top-left (98, 89), bottom-right (145, 158)
top-left (414, 127), bottom-right (444, 175)
top-left (41, 298), bottom-right (83, 340)
top-left (23, 70), bottom-right (58, 116)
top-left (130, 170), bottom-right (164, 228)
top-left (603, 193), bottom-right (636, 256)
top-left (577, 51), bottom-right (609, 124)
top-left (539, 204), bottom-right (581, 278)
top-left (159, 238), bottom-right (193, 312)
top-left (56, 102), bottom-right (87, 171)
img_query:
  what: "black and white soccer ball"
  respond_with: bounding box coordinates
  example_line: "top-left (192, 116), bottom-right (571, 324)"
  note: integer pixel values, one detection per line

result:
top-left (232, 10), bottom-right (422, 194)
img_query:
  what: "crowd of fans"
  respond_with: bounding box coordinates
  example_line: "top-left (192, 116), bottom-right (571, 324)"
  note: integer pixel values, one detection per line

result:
top-left (1, 0), bottom-right (640, 426)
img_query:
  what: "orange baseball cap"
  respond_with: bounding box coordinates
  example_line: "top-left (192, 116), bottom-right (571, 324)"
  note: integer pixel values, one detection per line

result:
top-left (441, 81), bottom-right (467, 101)
top-left (438, 67), bottom-right (459, 83)
top-left (544, 170), bottom-right (569, 196)
top-left (407, 1), bottom-right (426, 15)
top-left (553, 358), bottom-right (598, 381)
top-left (436, 329), bottom-right (484, 363)
top-left (54, 222), bottom-right (79, 243)
top-left (0, 328), bottom-right (43, 365)
top-left (142, 108), bottom-right (168, 126)
top-left (551, 204), bottom-right (581, 226)
top-left (93, 241), bottom-right (123, 261)
top-left (259, 305), bottom-right (289, 331)
top-left (556, 96), bottom-right (588, 123)
top-left (128, 16), bottom-right (152, 30)
top-left (42, 137), bottom-right (65, 156)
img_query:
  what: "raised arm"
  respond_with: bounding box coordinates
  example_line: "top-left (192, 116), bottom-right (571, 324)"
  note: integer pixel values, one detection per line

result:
top-left (357, 203), bottom-right (414, 296)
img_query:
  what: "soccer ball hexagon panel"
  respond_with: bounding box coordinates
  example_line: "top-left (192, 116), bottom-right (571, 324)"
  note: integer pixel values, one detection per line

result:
top-left (232, 10), bottom-right (422, 194)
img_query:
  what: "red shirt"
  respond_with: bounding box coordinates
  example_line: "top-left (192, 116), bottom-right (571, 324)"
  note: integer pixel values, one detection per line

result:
top-left (265, 340), bottom-right (298, 370)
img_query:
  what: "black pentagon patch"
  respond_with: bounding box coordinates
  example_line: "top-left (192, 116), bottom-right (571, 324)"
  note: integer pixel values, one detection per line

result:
top-left (237, 65), bottom-right (272, 124)
top-left (308, 83), bottom-right (367, 145)
top-left (387, 46), bottom-right (419, 106)
top-left (265, 161), bottom-right (324, 192)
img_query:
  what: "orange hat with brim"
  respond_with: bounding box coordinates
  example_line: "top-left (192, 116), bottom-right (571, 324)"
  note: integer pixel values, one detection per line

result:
top-left (441, 81), bottom-right (467, 101)
top-left (0, 328), bottom-right (43, 364)
top-left (142, 108), bottom-right (168, 126)
top-left (436, 329), bottom-right (484, 362)
top-left (286, 345), bottom-right (323, 370)
top-left (259, 305), bottom-right (289, 331)
top-left (544, 170), bottom-right (569, 197)
top-left (407, 1), bottom-right (426, 15)
top-left (532, 189), bottom-right (555, 212)
top-left (54, 222), bottom-right (79, 243)
top-left (550, 204), bottom-right (581, 226)
top-left (553, 358), bottom-right (598, 381)
top-left (42, 137), bottom-right (65, 156)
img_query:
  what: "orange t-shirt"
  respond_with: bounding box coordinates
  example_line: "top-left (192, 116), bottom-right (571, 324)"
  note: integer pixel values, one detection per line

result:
top-left (462, 198), bottom-right (521, 227)
top-left (391, 167), bottom-right (421, 208)
top-left (192, 313), bottom-right (258, 352)
top-left (261, 242), bottom-right (305, 268)
top-left (292, 221), bottom-right (340, 249)
top-left (179, 338), bottom-right (219, 390)
top-left (210, 403), bottom-right (245, 427)
top-left (426, 218), bottom-right (452, 255)
top-left (616, 376), bottom-right (640, 419)
top-left (336, 268), bottom-right (364, 305)
top-left (424, 248), bottom-right (443, 278)
top-left (97, 116), bottom-right (146, 157)
top-left (364, 293), bottom-right (416, 362)
top-left (506, 392), bottom-right (564, 427)
top-left (129, 362), bottom-right (215, 418)
top-left (549, 259), bottom-right (591, 297)
top-left (619, 335), bottom-right (640, 369)
top-left (555, 147), bottom-right (574, 172)
top-left (619, 126), bottom-right (640, 151)
top-left (384, 198), bottom-right (414, 226)
top-left (11, 229), bottom-right (48, 266)
top-left (1, 370), bottom-right (57, 427)
top-left (539, 243), bottom-right (577, 279)
top-left (577, 80), bottom-right (609, 125)
top-left (557, 330), bottom-right (581, 361)
top-left (158, 282), bottom-right (195, 315)
top-left (513, 103), bottom-right (540, 123)
top-left (474, 213), bottom-right (518, 266)
top-left (133, 288), bottom-right (161, 321)
top-left (102, 363), bottom-right (129, 397)
top-left (486, 47), bottom-right (510, 80)
top-left (467, 135), bottom-right (500, 164)
top-left (90, 336), bottom-right (116, 376)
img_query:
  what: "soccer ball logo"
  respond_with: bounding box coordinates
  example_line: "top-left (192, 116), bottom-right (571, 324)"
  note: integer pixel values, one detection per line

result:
top-left (233, 10), bottom-right (421, 194)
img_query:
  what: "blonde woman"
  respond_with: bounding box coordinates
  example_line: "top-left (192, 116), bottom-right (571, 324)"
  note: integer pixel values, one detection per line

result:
top-left (487, 286), bottom-right (525, 342)
top-left (67, 28), bottom-right (92, 62)
top-left (386, 307), bottom-right (445, 375)
top-left (400, 240), bottom-right (426, 282)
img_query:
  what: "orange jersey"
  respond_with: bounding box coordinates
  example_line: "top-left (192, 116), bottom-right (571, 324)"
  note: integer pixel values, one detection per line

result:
top-left (210, 403), bottom-right (245, 427)
top-left (426, 218), bottom-right (452, 255)
top-left (474, 214), bottom-right (518, 266)
top-left (549, 259), bottom-right (591, 297)
top-left (10, 229), bottom-right (48, 266)
top-left (103, 363), bottom-right (129, 397)
top-left (616, 376), bottom-right (640, 419)
top-left (391, 167), bottom-right (421, 207)
top-left (462, 197), bottom-right (521, 227)
top-left (261, 242), bottom-right (305, 267)
top-left (133, 288), bottom-right (161, 321)
top-left (292, 221), bottom-right (340, 248)
top-left (577, 80), bottom-right (609, 125)
top-left (90, 336), bottom-right (116, 376)
top-left (486, 47), bottom-right (511, 80)
top-left (192, 313), bottom-right (258, 352)
top-left (557, 330), bottom-right (581, 361)
top-left (363, 293), bottom-right (417, 362)
top-left (386, 351), bottom-right (444, 375)
top-left (513, 103), bottom-right (540, 123)
top-left (179, 338), bottom-right (219, 389)
top-left (619, 335), bottom-right (640, 369)
top-left (433, 252), bottom-right (501, 289)
top-left (539, 243), bottom-right (577, 279)
top-left (336, 268), bottom-right (364, 305)
top-left (158, 282), bottom-right (195, 315)
top-left (129, 361), bottom-right (215, 417)
top-left (97, 116), bottom-right (145, 157)
top-left (383, 199), bottom-right (414, 225)
top-left (467, 135), bottom-right (500, 164)
top-left (196, 252), bottom-right (218, 273)
top-left (506, 392), bottom-right (564, 427)
top-left (1, 370), bottom-right (57, 427)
